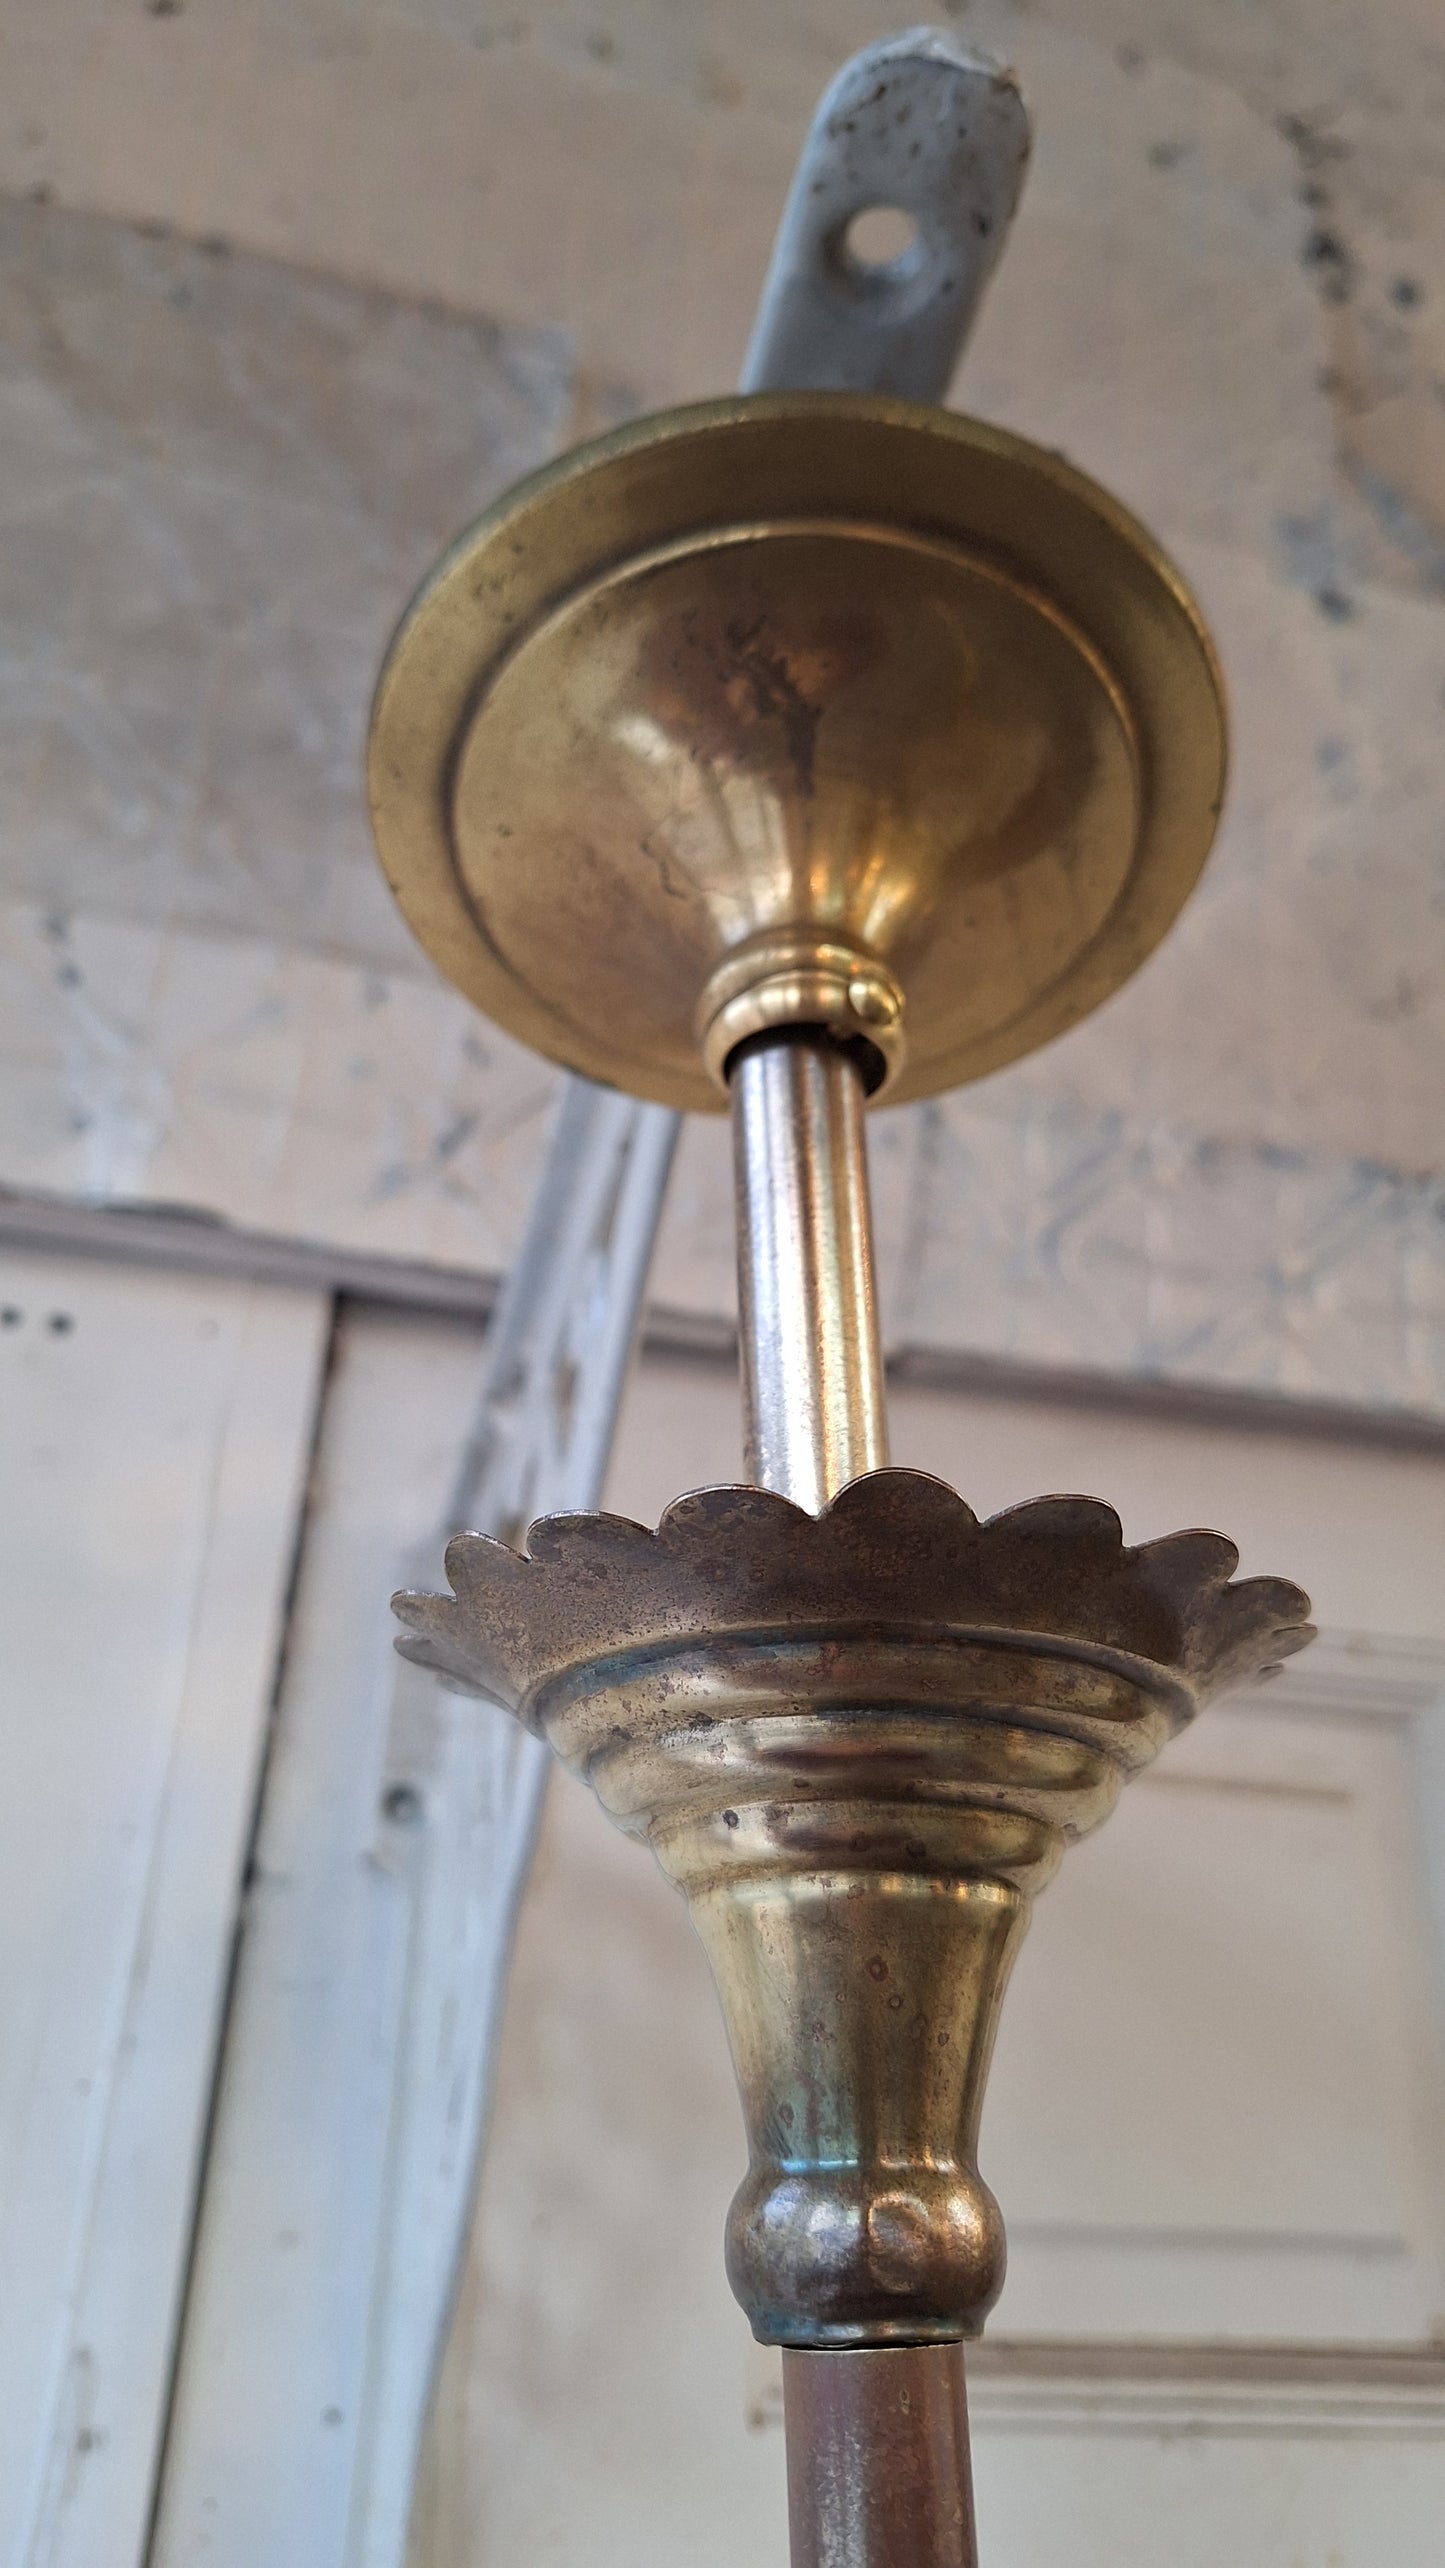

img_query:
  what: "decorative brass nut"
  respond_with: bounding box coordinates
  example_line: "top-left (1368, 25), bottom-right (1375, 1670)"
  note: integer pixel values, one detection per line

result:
top-left (698, 932), bottom-right (907, 1092)
top-left (395, 1471), bottom-right (1312, 2349)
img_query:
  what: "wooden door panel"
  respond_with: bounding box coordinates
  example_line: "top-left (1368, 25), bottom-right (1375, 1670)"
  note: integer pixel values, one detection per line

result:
top-left (0, 1250), bottom-right (328, 2568)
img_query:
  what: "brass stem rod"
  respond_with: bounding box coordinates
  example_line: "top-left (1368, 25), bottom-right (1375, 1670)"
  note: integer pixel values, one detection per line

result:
top-left (783, 2346), bottom-right (980, 2568)
top-left (732, 1039), bottom-right (975, 2568)
top-left (729, 1030), bottom-right (888, 1512)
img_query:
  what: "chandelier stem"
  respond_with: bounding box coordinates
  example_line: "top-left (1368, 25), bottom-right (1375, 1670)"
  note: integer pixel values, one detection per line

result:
top-left (729, 1028), bottom-right (889, 1513)
top-left (783, 2345), bottom-right (979, 2568)
top-left (732, 1028), bottom-right (979, 2564)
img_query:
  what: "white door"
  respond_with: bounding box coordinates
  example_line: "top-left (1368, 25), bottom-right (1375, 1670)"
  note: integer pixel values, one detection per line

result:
top-left (0, 1248), bottom-right (329, 2568)
top-left (150, 1297), bottom-right (531, 2568)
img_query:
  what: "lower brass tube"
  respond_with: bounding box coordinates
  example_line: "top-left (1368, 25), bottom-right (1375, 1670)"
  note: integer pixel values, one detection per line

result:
top-left (783, 2345), bottom-right (979, 2568)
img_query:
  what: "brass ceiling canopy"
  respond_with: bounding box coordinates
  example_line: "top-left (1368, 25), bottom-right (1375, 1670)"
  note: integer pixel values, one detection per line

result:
top-left (367, 392), bottom-right (1227, 1113)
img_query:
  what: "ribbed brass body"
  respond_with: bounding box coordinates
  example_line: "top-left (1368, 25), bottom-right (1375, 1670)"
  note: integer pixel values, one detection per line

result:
top-left (396, 1472), bottom-right (1312, 2349)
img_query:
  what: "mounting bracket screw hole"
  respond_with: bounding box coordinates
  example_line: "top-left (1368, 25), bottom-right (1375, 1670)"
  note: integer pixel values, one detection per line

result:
top-left (842, 204), bottom-right (922, 274)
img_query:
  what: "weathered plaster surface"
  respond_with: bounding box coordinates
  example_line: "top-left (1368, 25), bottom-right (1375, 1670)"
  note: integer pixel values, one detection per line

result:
top-left (6, 2), bottom-right (1445, 562)
top-left (0, 901), bottom-right (555, 1271)
top-left (0, 9), bottom-right (1442, 1413)
top-left (0, 198), bottom-right (573, 965)
top-left (5, 894), bottom-right (1442, 1413)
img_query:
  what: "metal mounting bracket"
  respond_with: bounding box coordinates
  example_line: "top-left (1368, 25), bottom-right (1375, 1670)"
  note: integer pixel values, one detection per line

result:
top-left (743, 28), bottom-right (1029, 399)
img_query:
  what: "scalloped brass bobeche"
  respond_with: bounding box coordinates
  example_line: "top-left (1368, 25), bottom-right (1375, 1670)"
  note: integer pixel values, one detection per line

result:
top-left (396, 1470), bottom-right (1312, 2349)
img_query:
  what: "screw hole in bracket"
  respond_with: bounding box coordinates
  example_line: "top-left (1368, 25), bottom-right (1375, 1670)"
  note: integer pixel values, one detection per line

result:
top-left (841, 203), bottom-right (922, 275)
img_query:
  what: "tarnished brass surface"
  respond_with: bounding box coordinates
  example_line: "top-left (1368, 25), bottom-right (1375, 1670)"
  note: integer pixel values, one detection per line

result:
top-left (395, 1470), bottom-right (1311, 2348)
top-left (784, 2345), bottom-right (978, 2568)
top-left (367, 394), bottom-right (1227, 1112)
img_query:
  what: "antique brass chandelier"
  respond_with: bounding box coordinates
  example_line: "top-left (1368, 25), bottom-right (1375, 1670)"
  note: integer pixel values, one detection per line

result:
top-left (366, 32), bottom-right (1313, 2568)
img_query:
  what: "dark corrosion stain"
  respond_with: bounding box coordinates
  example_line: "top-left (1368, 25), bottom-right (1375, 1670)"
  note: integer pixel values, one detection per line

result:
top-left (719, 611), bottom-right (827, 798)
top-left (636, 601), bottom-right (883, 800)
top-left (1301, 227), bottom-right (1353, 305)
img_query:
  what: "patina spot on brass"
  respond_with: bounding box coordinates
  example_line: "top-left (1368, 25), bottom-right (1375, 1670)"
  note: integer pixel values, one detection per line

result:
top-left (394, 1471), bottom-right (1312, 2349)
